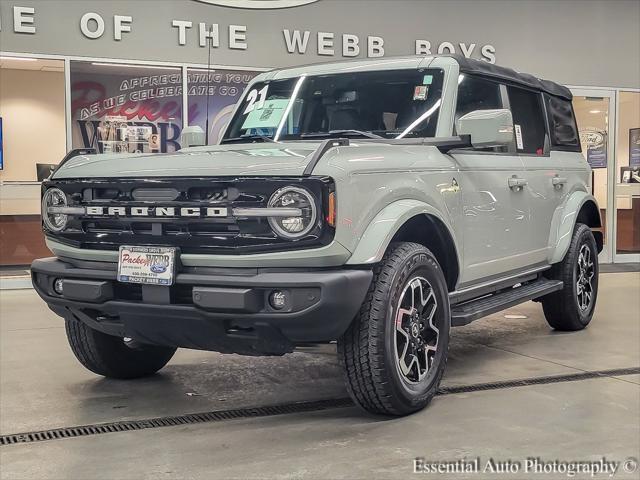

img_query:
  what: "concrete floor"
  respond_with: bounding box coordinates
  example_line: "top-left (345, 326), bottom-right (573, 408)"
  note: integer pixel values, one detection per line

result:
top-left (1, 272), bottom-right (639, 479)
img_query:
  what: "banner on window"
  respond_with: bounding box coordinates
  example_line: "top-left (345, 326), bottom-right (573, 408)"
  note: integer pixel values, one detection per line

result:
top-left (579, 127), bottom-right (607, 169)
top-left (70, 62), bottom-right (258, 153)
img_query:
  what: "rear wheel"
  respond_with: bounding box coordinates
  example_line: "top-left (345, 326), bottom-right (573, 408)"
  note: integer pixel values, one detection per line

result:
top-left (542, 223), bottom-right (599, 331)
top-left (65, 316), bottom-right (176, 379)
top-left (338, 242), bottom-right (450, 416)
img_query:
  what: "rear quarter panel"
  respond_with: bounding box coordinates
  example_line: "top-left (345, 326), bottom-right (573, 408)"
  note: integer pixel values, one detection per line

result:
top-left (548, 151), bottom-right (598, 263)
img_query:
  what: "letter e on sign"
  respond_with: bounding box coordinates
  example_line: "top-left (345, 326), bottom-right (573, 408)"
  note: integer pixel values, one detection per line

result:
top-left (13, 6), bottom-right (36, 34)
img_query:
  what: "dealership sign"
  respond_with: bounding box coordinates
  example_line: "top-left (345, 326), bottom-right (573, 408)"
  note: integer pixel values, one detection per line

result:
top-left (194, 0), bottom-right (321, 7)
top-left (1, 3), bottom-right (496, 62)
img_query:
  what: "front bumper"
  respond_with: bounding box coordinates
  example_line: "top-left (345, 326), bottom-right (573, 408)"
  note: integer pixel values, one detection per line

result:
top-left (31, 258), bottom-right (372, 356)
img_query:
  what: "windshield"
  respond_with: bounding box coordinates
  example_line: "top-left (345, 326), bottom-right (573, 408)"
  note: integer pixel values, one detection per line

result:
top-left (222, 68), bottom-right (444, 142)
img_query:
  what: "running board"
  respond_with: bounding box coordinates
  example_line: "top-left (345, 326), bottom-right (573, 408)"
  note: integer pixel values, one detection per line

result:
top-left (451, 279), bottom-right (563, 326)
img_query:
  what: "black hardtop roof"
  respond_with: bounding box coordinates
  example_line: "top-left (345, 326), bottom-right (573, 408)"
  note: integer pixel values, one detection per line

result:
top-left (449, 55), bottom-right (572, 101)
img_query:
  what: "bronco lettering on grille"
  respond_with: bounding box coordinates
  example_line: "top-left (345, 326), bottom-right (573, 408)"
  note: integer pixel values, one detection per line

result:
top-left (83, 206), bottom-right (228, 217)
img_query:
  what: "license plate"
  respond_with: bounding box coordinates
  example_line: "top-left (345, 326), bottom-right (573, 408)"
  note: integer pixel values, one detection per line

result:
top-left (117, 246), bottom-right (176, 285)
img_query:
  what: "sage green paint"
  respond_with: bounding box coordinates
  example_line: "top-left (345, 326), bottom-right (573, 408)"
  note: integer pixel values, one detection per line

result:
top-left (345, 199), bottom-right (460, 265)
top-left (46, 237), bottom-right (352, 268)
top-left (456, 109), bottom-right (514, 147)
top-left (548, 190), bottom-right (601, 265)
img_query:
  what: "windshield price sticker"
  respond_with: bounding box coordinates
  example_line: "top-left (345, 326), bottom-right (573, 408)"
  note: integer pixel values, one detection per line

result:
top-left (243, 84), bottom-right (269, 114)
top-left (117, 246), bottom-right (176, 286)
top-left (241, 98), bottom-right (289, 130)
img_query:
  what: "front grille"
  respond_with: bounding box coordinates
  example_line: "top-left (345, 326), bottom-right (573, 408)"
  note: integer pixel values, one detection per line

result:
top-left (82, 220), bottom-right (240, 236)
top-left (44, 177), bottom-right (335, 255)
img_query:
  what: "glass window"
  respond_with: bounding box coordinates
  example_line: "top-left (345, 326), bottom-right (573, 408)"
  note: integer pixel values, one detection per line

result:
top-left (223, 69), bottom-right (445, 142)
top-left (454, 75), bottom-right (507, 152)
top-left (70, 62), bottom-right (183, 153)
top-left (0, 58), bottom-right (66, 181)
top-left (573, 95), bottom-right (609, 248)
top-left (0, 57), bottom-right (65, 267)
top-left (544, 94), bottom-right (580, 151)
top-left (507, 86), bottom-right (546, 155)
top-left (455, 74), bottom-right (503, 121)
top-left (615, 91), bottom-right (640, 254)
top-left (186, 68), bottom-right (259, 145)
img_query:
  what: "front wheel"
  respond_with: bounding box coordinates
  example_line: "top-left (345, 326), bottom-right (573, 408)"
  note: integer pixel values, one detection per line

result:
top-left (338, 242), bottom-right (450, 416)
top-left (65, 316), bottom-right (177, 379)
top-left (542, 223), bottom-right (599, 331)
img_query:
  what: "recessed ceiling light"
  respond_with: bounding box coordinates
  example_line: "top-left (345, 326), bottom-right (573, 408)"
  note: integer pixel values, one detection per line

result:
top-left (0, 56), bottom-right (37, 61)
top-left (589, 109), bottom-right (602, 114)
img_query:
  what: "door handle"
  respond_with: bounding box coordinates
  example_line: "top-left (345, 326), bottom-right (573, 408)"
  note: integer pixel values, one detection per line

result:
top-left (508, 176), bottom-right (528, 191)
top-left (552, 176), bottom-right (568, 187)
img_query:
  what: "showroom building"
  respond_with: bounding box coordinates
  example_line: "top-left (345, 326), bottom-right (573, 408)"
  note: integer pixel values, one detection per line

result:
top-left (0, 0), bottom-right (639, 273)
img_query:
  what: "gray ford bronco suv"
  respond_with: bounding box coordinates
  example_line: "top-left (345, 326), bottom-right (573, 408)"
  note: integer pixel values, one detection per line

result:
top-left (32, 55), bottom-right (602, 416)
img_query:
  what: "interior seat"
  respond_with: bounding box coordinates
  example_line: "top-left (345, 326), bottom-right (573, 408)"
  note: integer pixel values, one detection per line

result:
top-left (327, 108), bottom-right (361, 131)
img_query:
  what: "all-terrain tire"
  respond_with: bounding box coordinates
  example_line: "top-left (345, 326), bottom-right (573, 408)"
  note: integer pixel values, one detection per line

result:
top-left (65, 316), bottom-right (177, 379)
top-left (542, 223), bottom-right (599, 331)
top-left (337, 242), bottom-right (450, 416)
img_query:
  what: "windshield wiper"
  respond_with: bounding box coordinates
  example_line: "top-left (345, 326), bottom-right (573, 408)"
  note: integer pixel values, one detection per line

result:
top-left (300, 130), bottom-right (383, 139)
top-left (220, 135), bottom-right (277, 144)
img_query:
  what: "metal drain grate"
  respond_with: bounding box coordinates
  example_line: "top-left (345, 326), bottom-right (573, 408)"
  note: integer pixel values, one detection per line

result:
top-left (1, 367), bottom-right (637, 446)
top-left (436, 366), bottom-right (640, 395)
top-left (0, 398), bottom-right (354, 446)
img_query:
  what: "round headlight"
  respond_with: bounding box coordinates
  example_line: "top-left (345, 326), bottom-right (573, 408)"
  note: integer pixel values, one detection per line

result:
top-left (268, 186), bottom-right (317, 239)
top-left (42, 187), bottom-right (69, 232)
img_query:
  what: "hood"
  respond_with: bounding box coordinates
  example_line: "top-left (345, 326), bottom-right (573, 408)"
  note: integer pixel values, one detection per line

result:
top-left (52, 142), bottom-right (323, 179)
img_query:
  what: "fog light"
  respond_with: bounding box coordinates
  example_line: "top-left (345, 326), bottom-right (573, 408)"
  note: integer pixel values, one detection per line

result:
top-left (269, 290), bottom-right (287, 310)
top-left (53, 278), bottom-right (64, 294)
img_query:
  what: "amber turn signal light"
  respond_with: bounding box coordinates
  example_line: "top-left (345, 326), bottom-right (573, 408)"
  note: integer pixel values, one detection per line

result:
top-left (326, 192), bottom-right (336, 227)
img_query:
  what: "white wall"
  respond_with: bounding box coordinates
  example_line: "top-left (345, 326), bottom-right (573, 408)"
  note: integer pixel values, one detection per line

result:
top-left (0, 68), bottom-right (66, 182)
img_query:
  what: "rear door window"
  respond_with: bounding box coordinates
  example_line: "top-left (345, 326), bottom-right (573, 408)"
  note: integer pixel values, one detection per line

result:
top-left (507, 86), bottom-right (547, 155)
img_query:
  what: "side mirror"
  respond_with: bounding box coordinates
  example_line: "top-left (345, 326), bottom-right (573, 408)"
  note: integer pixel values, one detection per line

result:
top-left (456, 109), bottom-right (514, 148)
